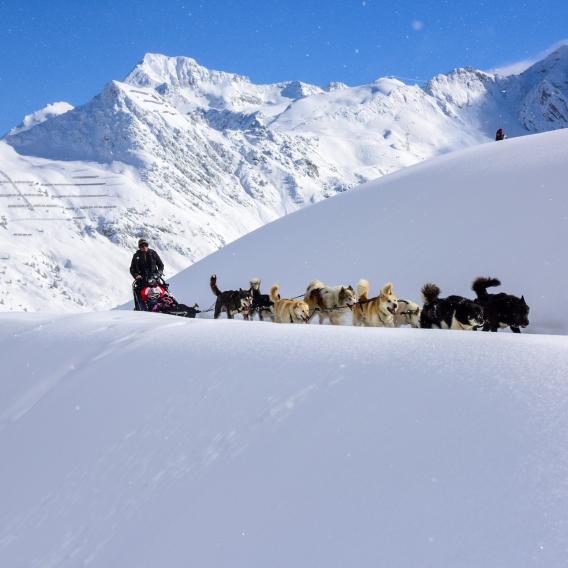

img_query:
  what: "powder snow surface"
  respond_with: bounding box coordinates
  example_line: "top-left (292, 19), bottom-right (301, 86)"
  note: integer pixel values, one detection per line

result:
top-left (1, 311), bottom-right (568, 567)
top-left (169, 128), bottom-right (568, 335)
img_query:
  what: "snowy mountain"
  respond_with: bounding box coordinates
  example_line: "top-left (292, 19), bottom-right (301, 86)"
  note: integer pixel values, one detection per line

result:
top-left (1, 311), bottom-right (568, 566)
top-left (167, 128), bottom-right (568, 335)
top-left (2, 46), bottom-right (568, 311)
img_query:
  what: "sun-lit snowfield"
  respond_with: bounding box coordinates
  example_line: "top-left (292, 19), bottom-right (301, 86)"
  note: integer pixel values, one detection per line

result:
top-left (1, 311), bottom-right (568, 567)
top-left (168, 128), bottom-right (568, 335)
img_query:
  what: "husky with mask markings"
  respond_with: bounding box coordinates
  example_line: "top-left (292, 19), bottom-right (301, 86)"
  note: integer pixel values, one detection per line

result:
top-left (304, 280), bottom-right (357, 325)
top-left (393, 299), bottom-right (421, 328)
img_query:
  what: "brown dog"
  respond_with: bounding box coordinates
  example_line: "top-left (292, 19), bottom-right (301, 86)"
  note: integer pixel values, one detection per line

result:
top-left (270, 285), bottom-right (310, 324)
top-left (352, 279), bottom-right (398, 327)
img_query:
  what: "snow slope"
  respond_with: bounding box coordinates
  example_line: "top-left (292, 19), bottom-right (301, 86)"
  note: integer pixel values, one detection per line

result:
top-left (2, 47), bottom-right (568, 312)
top-left (167, 128), bottom-right (568, 335)
top-left (1, 311), bottom-right (568, 567)
top-left (0, 140), bottom-right (277, 312)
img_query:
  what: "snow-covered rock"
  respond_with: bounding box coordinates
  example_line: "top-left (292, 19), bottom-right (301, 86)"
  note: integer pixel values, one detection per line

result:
top-left (2, 47), bottom-right (568, 312)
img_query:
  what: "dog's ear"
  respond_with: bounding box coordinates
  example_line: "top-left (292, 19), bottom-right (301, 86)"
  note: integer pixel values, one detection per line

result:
top-left (382, 282), bottom-right (393, 296)
top-left (521, 295), bottom-right (526, 305)
top-left (347, 285), bottom-right (353, 291)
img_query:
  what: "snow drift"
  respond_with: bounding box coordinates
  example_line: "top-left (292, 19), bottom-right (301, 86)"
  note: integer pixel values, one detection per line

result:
top-left (1, 311), bottom-right (568, 566)
top-left (168, 128), bottom-right (568, 335)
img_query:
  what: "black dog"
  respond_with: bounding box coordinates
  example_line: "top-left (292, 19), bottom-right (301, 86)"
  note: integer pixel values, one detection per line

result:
top-left (472, 277), bottom-right (529, 333)
top-left (210, 275), bottom-right (252, 319)
top-left (420, 283), bottom-right (485, 330)
top-left (249, 277), bottom-right (274, 321)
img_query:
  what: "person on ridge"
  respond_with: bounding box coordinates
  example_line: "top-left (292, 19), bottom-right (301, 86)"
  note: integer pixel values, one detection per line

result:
top-left (495, 128), bottom-right (505, 141)
top-left (130, 238), bottom-right (164, 309)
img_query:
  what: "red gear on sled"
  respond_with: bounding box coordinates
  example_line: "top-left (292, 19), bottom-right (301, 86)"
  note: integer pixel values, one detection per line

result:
top-left (140, 285), bottom-right (166, 303)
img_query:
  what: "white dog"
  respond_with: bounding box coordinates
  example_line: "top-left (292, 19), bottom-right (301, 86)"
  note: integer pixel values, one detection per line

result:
top-left (393, 299), bottom-right (421, 328)
top-left (304, 279), bottom-right (357, 325)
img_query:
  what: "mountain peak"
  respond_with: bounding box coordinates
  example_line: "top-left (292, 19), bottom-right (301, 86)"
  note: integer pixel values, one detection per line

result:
top-left (142, 52), bottom-right (198, 66)
top-left (279, 80), bottom-right (323, 99)
top-left (125, 52), bottom-right (249, 89)
top-left (542, 43), bottom-right (568, 62)
top-left (522, 43), bottom-right (568, 76)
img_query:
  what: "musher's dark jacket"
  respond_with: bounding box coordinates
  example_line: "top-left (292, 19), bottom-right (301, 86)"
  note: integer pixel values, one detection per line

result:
top-left (130, 248), bottom-right (164, 281)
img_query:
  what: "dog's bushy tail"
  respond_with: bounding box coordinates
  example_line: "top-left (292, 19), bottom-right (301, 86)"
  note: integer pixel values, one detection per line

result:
top-left (304, 279), bottom-right (324, 302)
top-left (210, 274), bottom-right (222, 297)
top-left (306, 279), bottom-right (324, 292)
top-left (472, 277), bottom-right (501, 298)
top-left (270, 284), bottom-right (281, 303)
top-left (421, 283), bottom-right (441, 304)
top-left (357, 279), bottom-right (370, 301)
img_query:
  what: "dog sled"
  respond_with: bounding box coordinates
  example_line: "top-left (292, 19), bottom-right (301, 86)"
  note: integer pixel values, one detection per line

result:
top-left (133, 275), bottom-right (200, 318)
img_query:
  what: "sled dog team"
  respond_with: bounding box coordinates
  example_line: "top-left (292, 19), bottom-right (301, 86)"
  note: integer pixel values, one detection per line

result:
top-left (210, 275), bottom-right (530, 333)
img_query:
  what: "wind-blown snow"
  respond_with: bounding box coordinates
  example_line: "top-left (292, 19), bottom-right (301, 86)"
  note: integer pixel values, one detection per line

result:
top-left (167, 128), bottom-right (568, 335)
top-left (1, 311), bottom-right (567, 566)
top-left (6, 101), bottom-right (73, 136)
top-left (492, 40), bottom-right (568, 77)
top-left (2, 47), bottom-right (568, 312)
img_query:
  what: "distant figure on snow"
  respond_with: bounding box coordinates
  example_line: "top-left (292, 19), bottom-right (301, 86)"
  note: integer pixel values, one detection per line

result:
top-left (495, 128), bottom-right (505, 141)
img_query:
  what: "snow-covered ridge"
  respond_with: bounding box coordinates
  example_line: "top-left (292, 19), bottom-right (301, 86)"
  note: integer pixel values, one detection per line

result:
top-left (2, 47), bottom-right (568, 312)
top-left (1, 311), bottom-right (568, 566)
top-left (125, 52), bottom-right (325, 111)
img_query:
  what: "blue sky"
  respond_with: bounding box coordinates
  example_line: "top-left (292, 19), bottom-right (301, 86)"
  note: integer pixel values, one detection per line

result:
top-left (0, 0), bottom-right (566, 134)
